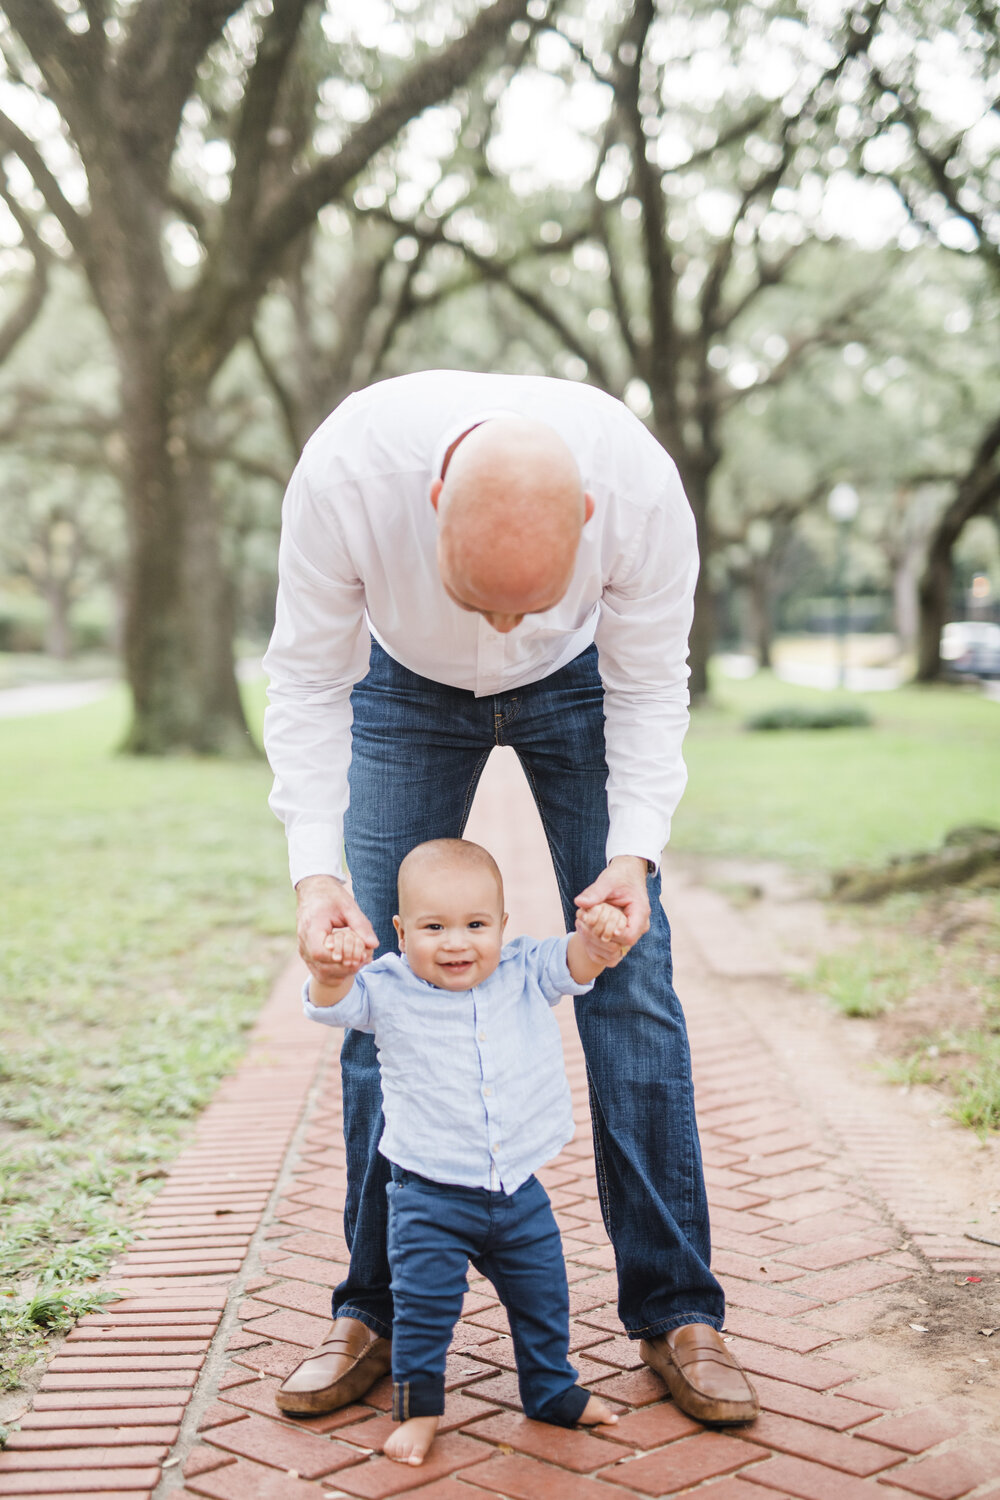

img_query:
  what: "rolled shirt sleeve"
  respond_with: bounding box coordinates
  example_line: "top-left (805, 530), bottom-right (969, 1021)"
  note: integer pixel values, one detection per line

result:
top-left (302, 974), bottom-right (374, 1031)
top-left (596, 472), bottom-right (698, 871)
top-left (262, 461), bottom-right (371, 886)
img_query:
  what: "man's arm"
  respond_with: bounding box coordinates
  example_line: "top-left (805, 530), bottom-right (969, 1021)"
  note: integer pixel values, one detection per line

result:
top-left (263, 457), bottom-right (372, 889)
top-left (576, 466), bottom-right (698, 943)
top-left (263, 452), bottom-right (382, 980)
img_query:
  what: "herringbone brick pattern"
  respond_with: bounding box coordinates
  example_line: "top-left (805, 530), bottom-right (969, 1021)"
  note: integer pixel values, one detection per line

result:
top-left (2, 750), bottom-right (997, 1499)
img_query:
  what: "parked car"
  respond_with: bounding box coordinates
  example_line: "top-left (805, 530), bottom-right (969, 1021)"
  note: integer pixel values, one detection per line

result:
top-left (940, 620), bottom-right (1000, 678)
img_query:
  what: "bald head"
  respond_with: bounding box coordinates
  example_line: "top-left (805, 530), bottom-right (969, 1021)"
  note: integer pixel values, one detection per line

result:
top-left (397, 838), bottom-right (504, 918)
top-left (433, 417), bottom-right (592, 633)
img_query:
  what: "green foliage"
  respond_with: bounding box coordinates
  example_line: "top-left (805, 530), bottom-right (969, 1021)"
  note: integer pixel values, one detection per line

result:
top-left (808, 944), bottom-right (920, 1018)
top-left (744, 702), bottom-right (873, 732)
top-left (951, 1043), bottom-right (1000, 1136)
top-left (0, 685), bottom-right (291, 1387)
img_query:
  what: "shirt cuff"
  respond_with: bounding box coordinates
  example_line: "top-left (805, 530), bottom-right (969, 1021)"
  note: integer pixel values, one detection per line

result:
top-left (301, 976), bottom-right (354, 1024)
top-left (606, 809), bottom-right (668, 877)
top-left (287, 823), bottom-right (347, 888)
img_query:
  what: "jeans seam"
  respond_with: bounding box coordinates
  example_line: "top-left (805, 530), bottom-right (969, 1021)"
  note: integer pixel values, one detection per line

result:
top-left (515, 753), bottom-right (569, 906)
top-left (585, 1063), bottom-right (615, 1243)
top-left (459, 748), bottom-right (493, 826)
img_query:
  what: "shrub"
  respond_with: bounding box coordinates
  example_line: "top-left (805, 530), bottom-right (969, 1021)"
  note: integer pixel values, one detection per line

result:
top-left (744, 703), bottom-right (873, 732)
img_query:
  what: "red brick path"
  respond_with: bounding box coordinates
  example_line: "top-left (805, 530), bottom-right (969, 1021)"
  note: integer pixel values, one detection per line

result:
top-left (3, 750), bottom-right (998, 1499)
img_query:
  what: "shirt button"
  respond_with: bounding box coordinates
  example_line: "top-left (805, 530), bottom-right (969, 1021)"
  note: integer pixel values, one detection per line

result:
top-left (478, 1031), bottom-right (487, 1041)
top-left (483, 1086), bottom-right (492, 1096)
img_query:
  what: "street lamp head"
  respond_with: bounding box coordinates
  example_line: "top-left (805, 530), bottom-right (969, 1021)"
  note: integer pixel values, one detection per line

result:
top-left (828, 483), bottom-right (860, 523)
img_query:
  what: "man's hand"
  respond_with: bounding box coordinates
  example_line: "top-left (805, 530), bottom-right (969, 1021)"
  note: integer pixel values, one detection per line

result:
top-left (574, 855), bottom-right (651, 949)
top-left (296, 874), bottom-right (378, 986)
top-left (575, 902), bottom-right (630, 969)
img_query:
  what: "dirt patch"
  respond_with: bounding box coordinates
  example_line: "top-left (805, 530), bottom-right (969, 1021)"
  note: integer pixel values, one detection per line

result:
top-left (832, 1273), bottom-right (1000, 1429)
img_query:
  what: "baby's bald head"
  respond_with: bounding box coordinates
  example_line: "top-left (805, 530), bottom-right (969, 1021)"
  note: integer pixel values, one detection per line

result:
top-left (396, 838), bottom-right (504, 919)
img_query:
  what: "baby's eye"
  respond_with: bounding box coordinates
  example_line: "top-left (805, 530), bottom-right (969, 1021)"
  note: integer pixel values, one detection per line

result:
top-left (468, 920), bottom-right (487, 929)
top-left (424, 923), bottom-right (442, 931)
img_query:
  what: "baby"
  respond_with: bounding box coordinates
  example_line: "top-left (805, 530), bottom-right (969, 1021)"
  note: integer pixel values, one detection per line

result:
top-left (303, 836), bottom-right (629, 1466)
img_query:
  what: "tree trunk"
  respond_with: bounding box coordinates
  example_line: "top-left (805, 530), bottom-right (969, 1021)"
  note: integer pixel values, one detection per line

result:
top-left (892, 546), bottom-right (920, 657)
top-left (915, 531), bottom-right (951, 682)
top-left (117, 353), bottom-right (252, 755)
top-left (43, 578), bottom-right (72, 660)
top-left (750, 562), bottom-right (773, 670)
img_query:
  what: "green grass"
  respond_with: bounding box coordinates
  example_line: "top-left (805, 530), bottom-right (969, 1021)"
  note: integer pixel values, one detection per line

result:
top-left (0, 683), bottom-right (292, 1388)
top-left (808, 947), bottom-right (917, 1018)
top-left (674, 672), bottom-right (1000, 870)
top-left (678, 671), bottom-right (1000, 1134)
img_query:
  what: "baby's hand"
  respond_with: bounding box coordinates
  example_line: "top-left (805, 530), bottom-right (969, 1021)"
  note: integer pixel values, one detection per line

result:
top-left (575, 902), bottom-right (630, 966)
top-left (322, 927), bottom-right (372, 979)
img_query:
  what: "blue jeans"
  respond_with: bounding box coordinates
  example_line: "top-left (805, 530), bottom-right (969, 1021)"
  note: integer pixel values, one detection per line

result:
top-left (387, 1165), bottom-right (589, 1425)
top-left (337, 640), bottom-right (724, 1339)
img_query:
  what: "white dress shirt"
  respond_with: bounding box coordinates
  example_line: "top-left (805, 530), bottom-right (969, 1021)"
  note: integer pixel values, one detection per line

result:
top-left (302, 936), bottom-right (594, 1194)
top-left (263, 370), bottom-right (699, 886)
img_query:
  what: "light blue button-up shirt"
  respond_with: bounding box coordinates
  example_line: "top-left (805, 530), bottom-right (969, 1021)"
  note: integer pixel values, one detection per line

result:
top-left (303, 935), bottom-right (594, 1194)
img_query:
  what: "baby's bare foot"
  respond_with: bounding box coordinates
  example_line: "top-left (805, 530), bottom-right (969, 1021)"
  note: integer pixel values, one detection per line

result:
top-left (579, 1393), bottom-right (618, 1426)
top-left (384, 1414), bottom-right (439, 1465)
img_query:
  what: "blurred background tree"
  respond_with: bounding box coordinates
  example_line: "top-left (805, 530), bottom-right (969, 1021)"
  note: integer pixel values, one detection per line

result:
top-left (0, 0), bottom-right (996, 735)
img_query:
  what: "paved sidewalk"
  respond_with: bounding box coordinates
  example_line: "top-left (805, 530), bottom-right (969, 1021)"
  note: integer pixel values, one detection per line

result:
top-left (3, 750), bottom-right (999, 1499)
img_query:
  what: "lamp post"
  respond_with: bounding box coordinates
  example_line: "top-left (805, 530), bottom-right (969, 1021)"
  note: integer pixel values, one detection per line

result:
top-left (827, 483), bottom-right (859, 689)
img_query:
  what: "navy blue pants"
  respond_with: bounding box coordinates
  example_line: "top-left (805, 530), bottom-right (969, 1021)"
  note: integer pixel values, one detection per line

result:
top-left (386, 1165), bottom-right (589, 1426)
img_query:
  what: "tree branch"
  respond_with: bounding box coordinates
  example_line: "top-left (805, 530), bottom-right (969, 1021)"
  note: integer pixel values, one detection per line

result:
top-left (0, 180), bottom-right (51, 364)
top-left (612, 0), bottom-right (676, 423)
top-left (219, 0), bottom-right (312, 264)
top-left (115, 0), bottom-right (248, 180)
top-left (249, 323), bottom-right (302, 458)
top-left (0, 107), bottom-right (90, 261)
top-left (251, 0), bottom-right (534, 270)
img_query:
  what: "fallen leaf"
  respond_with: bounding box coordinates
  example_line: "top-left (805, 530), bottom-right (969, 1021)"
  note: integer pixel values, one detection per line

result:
top-left (909, 1323), bottom-right (929, 1332)
top-left (163, 1457), bottom-right (180, 1468)
top-left (965, 1276), bottom-right (983, 1284)
top-left (972, 1357), bottom-right (989, 1364)
top-left (979, 1328), bottom-right (996, 1337)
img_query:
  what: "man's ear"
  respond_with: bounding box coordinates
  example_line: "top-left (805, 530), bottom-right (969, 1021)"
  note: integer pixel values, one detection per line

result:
top-left (430, 478), bottom-right (444, 513)
top-left (584, 491), bottom-right (595, 524)
top-left (392, 914), bottom-right (405, 950)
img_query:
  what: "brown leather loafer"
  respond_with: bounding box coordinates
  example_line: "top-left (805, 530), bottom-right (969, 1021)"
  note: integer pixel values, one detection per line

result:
top-left (640, 1323), bottom-right (759, 1424)
top-left (275, 1315), bottom-right (392, 1416)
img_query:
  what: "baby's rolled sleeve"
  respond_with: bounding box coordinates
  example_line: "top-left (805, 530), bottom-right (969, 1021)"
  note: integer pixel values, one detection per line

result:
top-left (301, 976), bottom-right (374, 1032)
top-left (530, 936), bottom-right (596, 1006)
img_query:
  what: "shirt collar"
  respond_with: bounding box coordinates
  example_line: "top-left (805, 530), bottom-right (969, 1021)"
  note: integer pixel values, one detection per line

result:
top-left (430, 408), bottom-right (521, 480)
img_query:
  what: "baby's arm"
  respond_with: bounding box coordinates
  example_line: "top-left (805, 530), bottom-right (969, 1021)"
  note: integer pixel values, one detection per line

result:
top-left (567, 902), bottom-right (630, 984)
top-left (308, 929), bottom-right (372, 1007)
